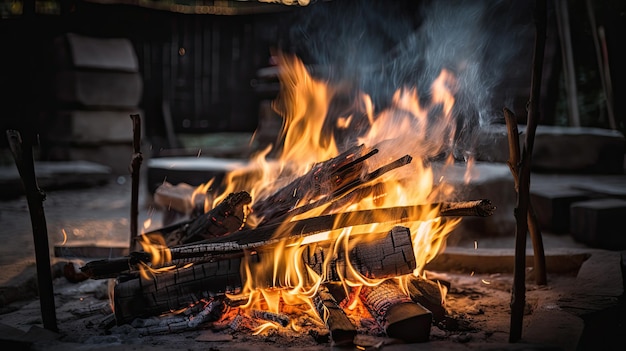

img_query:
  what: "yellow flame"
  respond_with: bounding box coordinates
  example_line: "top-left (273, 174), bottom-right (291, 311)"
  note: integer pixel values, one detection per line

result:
top-left (143, 52), bottom-right (471, 324)
top-left (137, 233), bottom-right (175, 280)
top-left (252, 321), bottom-right (279, 335)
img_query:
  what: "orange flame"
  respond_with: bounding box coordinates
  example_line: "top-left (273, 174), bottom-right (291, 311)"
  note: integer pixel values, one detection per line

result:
top-left (220, 52), bottom-right (467, 322)
top-left (142, 51), bottom-right (472, 325)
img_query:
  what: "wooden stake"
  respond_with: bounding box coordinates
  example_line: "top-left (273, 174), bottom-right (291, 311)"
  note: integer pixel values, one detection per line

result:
top-left (6, 130), bottom-right (58, 332)
top-left (129, 114), bottom-right (143, 250)
top-left (509, 0), bottom-right (547, 342)
top-left (504, 107), bottom-right (547, 286)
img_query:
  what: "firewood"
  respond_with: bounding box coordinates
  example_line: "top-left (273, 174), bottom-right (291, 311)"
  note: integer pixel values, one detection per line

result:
top-left (360, 279), bottom-right (432, 343)
top-left (113, 256), bottom-right (245, 325)
top-left (402, 274), bottom-right (447, 323)
top-left (271, 154), bottom-right (413, 223)
top-left (81, 200), bottom-right (493, 279)
top-left (112, 227), bottom-right (416, 325)
top-left (303, 226), bottom-right (416, 281)
top-left (313, 284), bottom-right (357, 346)
top-left (156, 190), bottom-right (252, 247)
top-left (252, 144), bottom-right (372, 225)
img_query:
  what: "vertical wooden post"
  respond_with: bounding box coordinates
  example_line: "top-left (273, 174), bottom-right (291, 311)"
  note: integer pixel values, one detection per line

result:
top-left (6, 130), bottom-right (58, 332)
top-left (129, 114), bottom-right (143, 250)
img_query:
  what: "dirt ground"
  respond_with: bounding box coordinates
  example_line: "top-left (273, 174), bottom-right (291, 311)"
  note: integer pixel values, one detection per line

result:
top-left (0, 176), bottom-right (624, 350)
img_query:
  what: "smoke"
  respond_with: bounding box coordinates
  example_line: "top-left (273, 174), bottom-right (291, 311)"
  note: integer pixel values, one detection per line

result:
top-left (284, 0), bottom-right (534, 130)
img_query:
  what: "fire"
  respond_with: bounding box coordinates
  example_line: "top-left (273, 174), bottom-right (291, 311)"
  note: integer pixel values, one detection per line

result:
top-left (139, 51), bottom-right (469, 328)
top-left (137, 221), bottom-right (175, 280)
top-left (234, 52), bottom-right (464, 326)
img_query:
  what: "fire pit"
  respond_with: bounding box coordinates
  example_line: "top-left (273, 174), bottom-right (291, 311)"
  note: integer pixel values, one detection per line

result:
top-left (1, 1), bottom-right (625, 350)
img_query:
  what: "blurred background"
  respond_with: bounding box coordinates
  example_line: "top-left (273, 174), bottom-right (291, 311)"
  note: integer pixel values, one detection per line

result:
top-left (0, 0), bottom-right (624, 184)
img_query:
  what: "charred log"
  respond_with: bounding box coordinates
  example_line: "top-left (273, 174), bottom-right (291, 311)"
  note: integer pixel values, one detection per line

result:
top-left (153, 191), bottom-right (252, 247)
top-left (252, 144), bottom-right (371, 225)
top-left (313, 284), bottom-right (357, 346)
top-left (112, 227), bottom-right (416, 325)
top-left (402, 274), bottom-right (447, 323)
top-left (81, 200), bottom-right (493, 279)
top-left (360, 279), bottom-right (432, 343)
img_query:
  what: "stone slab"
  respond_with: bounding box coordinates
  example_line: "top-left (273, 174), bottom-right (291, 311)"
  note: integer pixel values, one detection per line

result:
top-left (473, 124), bottom-right (625, 174)
top-left (426, 247), bottom-right (591, 275)
top-left (570, 198), bottom-right (626, 250)
top-left (54, 33), bottom-right (139, 72)
top-left (0, 161), bottom-right (112, 200)
top-left (54, 70), bottom-right (143, 108)
top-left (47, 110), bottom-right (143, 144)
top-left (146, 156), bottom-right (249, 195)
top-left (530, 125), bottom-right (625, 174)
top-left (530, 187), bottom-right (591, 233)
top-left (45, 143), bottom-right (142, 176)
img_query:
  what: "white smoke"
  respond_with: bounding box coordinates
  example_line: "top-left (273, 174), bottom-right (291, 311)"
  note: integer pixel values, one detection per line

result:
top-left (284, 0), bottom-right (534, 156)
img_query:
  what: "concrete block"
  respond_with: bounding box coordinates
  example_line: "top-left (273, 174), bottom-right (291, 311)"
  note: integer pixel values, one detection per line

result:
top-left (147, 156), bottom-right (249, 195)
top-left (0, 161), bottom-right (111, 200)
top-left (54, 70), bottom-right (143, 108)
top-left (570, 198), bottom-right (626, 250)
top-left (531, 125), bottom-right (625, 174)
top-left (54, 32), bottom-right (139, 72)
top-left (530, 187), bottom-right (591, 233)
top-left (46, 143), bottom-right (144, 176)
top-left (473, 124), bottom-right (625, 174)
top-left (473, 123), bottom-right (512, 163)
top-left (48, 110), bottom-right (143, 144)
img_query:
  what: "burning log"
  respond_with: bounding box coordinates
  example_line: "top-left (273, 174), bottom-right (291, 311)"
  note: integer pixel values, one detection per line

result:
top-left (303, 226), bottom-right (416, 281)
top-left (360, 279), bottom-right (432, 343)
top-left (313, 284), bottom-right (357, 346)
top-left (403, 274), bottom-right (447, 323)
top-left (261, 153), bottom-right (414, 225)
top-left (112, 226), bottom-right (416, 325)
top-left (251, 144), bottom-right (374, 225)
top-left (156, 190), bottom-right (252, 247)
top-left (113, 256), bottom-right (244, 325)
top-left (81, 200), bottom-right (493, 279)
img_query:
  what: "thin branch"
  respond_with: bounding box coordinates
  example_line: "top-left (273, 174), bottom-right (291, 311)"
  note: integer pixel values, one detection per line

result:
top-left (504, 108), bottom-right (547, 286)
top-left (6, 130), bottom-right (58, 332)
top-left (510, 0), bottom-right (547, 343)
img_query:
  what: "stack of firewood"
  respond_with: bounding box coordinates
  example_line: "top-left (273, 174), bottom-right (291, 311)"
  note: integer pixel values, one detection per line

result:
top-left (80, 142), bottom-right (494, 344)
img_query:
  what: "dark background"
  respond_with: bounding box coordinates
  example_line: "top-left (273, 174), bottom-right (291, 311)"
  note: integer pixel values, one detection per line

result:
top-left (0, 0), bottom-right (624, 158)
